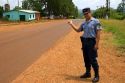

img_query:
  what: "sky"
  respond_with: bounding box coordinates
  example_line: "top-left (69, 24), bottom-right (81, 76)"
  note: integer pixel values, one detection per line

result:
top-left (0, 0), bottom-right (122, 10)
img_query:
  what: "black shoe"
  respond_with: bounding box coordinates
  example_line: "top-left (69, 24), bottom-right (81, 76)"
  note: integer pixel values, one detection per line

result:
top-left (92, 76), bottom-right (99, 83)
top-left (80, 73), bottom-right (91, 78)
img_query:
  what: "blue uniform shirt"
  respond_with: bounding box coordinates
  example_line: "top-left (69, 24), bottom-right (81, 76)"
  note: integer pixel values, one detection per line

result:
top-left (79, 17), bottom-right (102, 38)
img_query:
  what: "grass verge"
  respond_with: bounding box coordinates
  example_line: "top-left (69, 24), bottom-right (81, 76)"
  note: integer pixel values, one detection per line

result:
top-left (101, 19), bottom-right (125, 56)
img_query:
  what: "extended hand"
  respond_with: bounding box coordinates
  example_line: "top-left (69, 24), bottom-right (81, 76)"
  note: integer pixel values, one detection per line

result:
top-left (68, 20), bottom-right (73, 25)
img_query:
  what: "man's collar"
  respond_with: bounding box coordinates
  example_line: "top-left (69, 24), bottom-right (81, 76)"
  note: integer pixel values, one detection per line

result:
top-left (85, 17), bottom-right (94, 22)
top-left (90, 17), bottom-right (95, 21)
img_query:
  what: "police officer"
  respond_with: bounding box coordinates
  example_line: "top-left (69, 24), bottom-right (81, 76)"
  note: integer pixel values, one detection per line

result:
top-left (68, 8), bottom-right (102, 82)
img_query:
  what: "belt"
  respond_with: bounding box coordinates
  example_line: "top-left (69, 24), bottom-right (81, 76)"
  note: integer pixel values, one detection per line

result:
top-left (81, 37), bottom-right (95, 39)
top-left (83, 38), bottom-right (95, 39)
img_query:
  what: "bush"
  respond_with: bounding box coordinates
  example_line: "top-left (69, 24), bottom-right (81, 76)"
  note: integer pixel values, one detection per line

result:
top-left (93, 7), bottom-right (125, 20)
top-left (110, 12), bottom-right (125, 20)
top-left (2, 16), bottom-right (9, 21)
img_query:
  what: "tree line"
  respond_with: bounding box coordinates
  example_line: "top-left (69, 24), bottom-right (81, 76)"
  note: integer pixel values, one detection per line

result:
top-left (93, 1), bottom-right (125, 20)
top-left (0, 0), bottom-right (78, 19)
top-left (22, 0), bottom-right (78, 18)
top-left (1, 0), bottom-right (125, 20)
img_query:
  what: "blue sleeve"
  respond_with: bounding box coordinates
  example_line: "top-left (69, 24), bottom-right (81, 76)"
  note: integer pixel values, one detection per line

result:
top-left (95, 19), bottom-right (102, 30)
top-left (79, 24), bottom-right (84, 32)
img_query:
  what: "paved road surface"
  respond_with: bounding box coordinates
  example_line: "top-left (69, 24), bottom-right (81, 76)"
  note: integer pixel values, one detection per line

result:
top-left (0, 20), bottom-right (72, 83)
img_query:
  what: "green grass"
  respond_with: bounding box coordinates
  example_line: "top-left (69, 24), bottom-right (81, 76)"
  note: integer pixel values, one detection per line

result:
top-left (101, 19), bottom-right (125, 53)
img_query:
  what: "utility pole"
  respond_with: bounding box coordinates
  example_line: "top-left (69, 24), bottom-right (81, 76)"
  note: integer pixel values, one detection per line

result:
top-left (7, 0), bottom-right (9, 4)
top-left (123, 0), bottom-right (125, 13)
top-left (106, 0), bottom-right (110, 19)
top-left (18, 0), bottom-right (19, 7)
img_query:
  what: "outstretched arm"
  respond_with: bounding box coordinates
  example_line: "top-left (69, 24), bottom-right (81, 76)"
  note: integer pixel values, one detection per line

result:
top-left (68, 20), bottom-right (82, 33)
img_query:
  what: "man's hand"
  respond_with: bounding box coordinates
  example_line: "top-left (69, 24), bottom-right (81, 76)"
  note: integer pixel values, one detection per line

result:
top-left (95, 30), bottom-right (101, 50)
top-left (94, 44), bottom-right (99, 50)
top-left (67, 20), bottom-right (80, 33)
top-left (68, 20), bottom-right (73, 25)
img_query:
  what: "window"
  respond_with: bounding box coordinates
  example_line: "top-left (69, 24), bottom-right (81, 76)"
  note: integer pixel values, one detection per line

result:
top-left (30, 15), bottom-right (31, 18)
top-left (33, 14), bottom-right (34, 18)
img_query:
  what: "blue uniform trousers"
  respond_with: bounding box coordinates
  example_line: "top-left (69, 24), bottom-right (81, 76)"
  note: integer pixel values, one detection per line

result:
top-left (80, 37), bottom-right (99, 77)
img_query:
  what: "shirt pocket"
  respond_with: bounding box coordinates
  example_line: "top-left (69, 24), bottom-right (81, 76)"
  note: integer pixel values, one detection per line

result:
top-left (88, 23), bottom-right (95, 31)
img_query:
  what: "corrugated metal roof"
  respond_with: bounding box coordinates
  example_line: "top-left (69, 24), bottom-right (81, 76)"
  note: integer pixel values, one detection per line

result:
top-left (19, 10), bottom-right (40, 13)
top-left (3, 10), bottom-right (40, 14)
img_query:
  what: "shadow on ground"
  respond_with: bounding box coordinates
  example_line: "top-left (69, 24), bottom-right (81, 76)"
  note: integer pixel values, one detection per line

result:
top-left (59, 74), bottom-right (92, 82)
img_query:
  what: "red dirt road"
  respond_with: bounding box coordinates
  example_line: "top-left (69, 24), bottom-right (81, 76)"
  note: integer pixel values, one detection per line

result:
top-left (12, 28), bottom-right (125, 83)
top-left (0, 20), bottom-right (71, 83)
top-left (0, 20), bottom-right (125, 83)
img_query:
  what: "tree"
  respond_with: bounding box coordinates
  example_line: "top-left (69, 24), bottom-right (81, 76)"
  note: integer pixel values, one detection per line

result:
top-left (0, 6), bottom-right (4, 18)
top-left (93, 7), bottom-right (107, 18)
top-left (22, 0), bottom-right (78, 18)
top-left (117, 2), bottom-right (125, 13)
top-left (22, 0), bottom-right (44, 16)
top-left (13, 6), bottom-right (22, 10)
top-left (22, 0), bottom-right (29, 9)
top-left (47, 0), bottom-right (78, 18)
top-left (116, 1), bottom-right (125, 20)
top-left (93, 7), bottom-right (125, 20)
top-left (22, 0), bottom-right (43, 11)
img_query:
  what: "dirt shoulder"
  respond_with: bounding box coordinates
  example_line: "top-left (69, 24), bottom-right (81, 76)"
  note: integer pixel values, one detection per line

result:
top-left (12, 30), bottom-right (125, 83)
top-left (0, 20), bottom-right (68, 32)
top-left (0, 19), bottom-right (68, 27)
